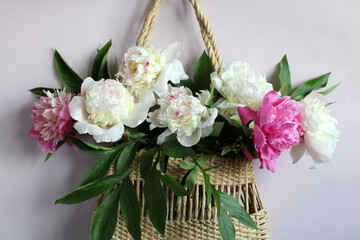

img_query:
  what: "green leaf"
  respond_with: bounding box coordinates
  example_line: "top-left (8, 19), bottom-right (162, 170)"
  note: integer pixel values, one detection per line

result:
top-left (140, 148), bottom-right (157, 177)
top-left (130, 132), bottom-right (147, 139)
top-left (117, 142), bottom-right (138, 174)
top-left (243, 137), bottom-right (258, 159)
top-left (217, 58), bottom-right (224, 74)
top-left (279, 80), bottom-right (291, 97)
top-left (91, 40), bottom-right (112, 81)
top-left (91, 186), bottom-right (121, 240)
top-left (221, 146), bottom-right (232, 156)
top-left (196, 155), bottom-right (211, 165)
top-left (44, 138), bottom-right (67, 162)
top-left (124, 127), bottom-right (147, 139)
top-left (229, 115), bottom-right (243, 128)
top-left (160, 139), bottom-right (196, 158)
top-left (279, 55), bottom-right (292, 96)
top-left (218, 192), bottom-right (257, 229)
top-left (162, 154), bottom-right (169, 173)
top-left (44, 153), bottom-right (53, 162)
top-left (103, 61), bottom-right (110, 79)
top-left (209, 83), bottom-right (219, 107)
top-left (66, 134), bottom-right (113, 155)
top-left (55, 174), bottom-right (124, 204)
top-left (29, 87), bottom-right (62, 97)
top-left (78, 149), bottom-right (121, 186)
top-left (193, 51), bottom-right (215, 92)
top-left (178, 77), bottom-right (196, 92)
top-left (144, 165), bottom-right (167, 235)
top-left (246, 120), bottom-right (254, 129)
top-left (184, 155), bottom-right (210, 194)
top-left (291, 72), bottom-right (331, 100)
top-left (179, 159), bottom-right (196, 170)
top-left (212, 188), bottom-right (221, 213)
top-left (156, 161), bottom-right (161, 171)
top-left (210, 122), bottom-right (224, 137)
top-left (185, 167), bottom-right (199, 195)
top-left (194, 138), bottom-right (217, 154)
top-left (319, 82), bottom-right (340, 96)
top-left (160, 174), bottom-right (189, 197)
top-left (54, 50), bottom-right (83, 93)
top-left (120, 177), bottom-right (141, 240)
top-left (203, 172), bottom-right (212, 206)
top-left (218, 205), bottom-right (236, 240)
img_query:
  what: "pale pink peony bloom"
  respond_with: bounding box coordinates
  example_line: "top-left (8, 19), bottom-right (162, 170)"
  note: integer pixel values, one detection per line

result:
top-left (237, 91), bottom-right (303, 172)
top-left (29, 90), bottom-right (74, 153)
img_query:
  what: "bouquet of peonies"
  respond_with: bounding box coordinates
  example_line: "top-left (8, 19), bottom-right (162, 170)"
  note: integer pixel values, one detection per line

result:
top-left (29, 40), bottom-right (339, 240)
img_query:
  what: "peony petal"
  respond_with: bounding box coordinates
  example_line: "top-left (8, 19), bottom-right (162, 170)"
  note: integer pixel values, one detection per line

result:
top-left (74, 121), bottom-right (105, 136)
top-left (59, 104), bottom-right (71, 120)
top-left (201, 125), bottom-right (213, 138)
top-left (197, 90), bottom-right (211, 106)
top-left (310, 163), bottom-right (323, 170)
top-left (258, 144), bottom-right (280, 173)
top-left (290, 143), bottom-right (306, 164)
top-left (237, 106), bottom-right (258, 126)
top-left (253, 125), bottom-right (266, 148)
top-left (304, 132), bottom-right (333, 165)
top-left (93, 123), bottom-right (124, 143)
top-left (200, 108), bottom-right (218, 128)
top-left (244, 147), bottom-right (256, 160)
top-left (147, 110), bottom-right (163, 130)
top-left (122, 103), bottom-right (149, 128)
top-left (162, 42), bottom-right (184, 63)
top-left (68, 96), bottom-right (88, 121)
top-left (258, 90), bottom-right (278, 126)
top-left (157, 128), bottom-right (174, 145)
top-left (38, 137), bottom-right (56, 153)
top-left (81, 77), bottom-right (95, 96)
top-left (260, 90), bottom-right (279, 108)
top-left (153, 60), bottom-right (188, 96)
top-left (210, 72), bottom-right (226, 97)
top-left (265, 157), bottom-right (276, 173)
top-left (29, 126), bottom-right (41, 137)
top-left (138, 89), bottom-right (156, 107)
top-left (177, 128), bottom-right (201, 147)
top-left (303, 91), bottom-right (326, 104)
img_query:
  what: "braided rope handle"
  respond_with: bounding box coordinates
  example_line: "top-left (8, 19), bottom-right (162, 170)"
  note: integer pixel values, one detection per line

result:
top-left (136, 0), bottom-right (221, 71)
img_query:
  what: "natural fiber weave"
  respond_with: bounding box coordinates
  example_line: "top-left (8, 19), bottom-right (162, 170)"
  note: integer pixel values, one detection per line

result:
top-left (102, 153), bottom-right (271, 240)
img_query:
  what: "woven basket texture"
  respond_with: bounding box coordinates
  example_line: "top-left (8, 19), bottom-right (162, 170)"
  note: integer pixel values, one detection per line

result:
top-left (94, 153), bottom-right (271, 240)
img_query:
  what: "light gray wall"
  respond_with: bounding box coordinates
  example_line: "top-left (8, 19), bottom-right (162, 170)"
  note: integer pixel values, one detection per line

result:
top-left (0, 0), bottom-right (358, 239)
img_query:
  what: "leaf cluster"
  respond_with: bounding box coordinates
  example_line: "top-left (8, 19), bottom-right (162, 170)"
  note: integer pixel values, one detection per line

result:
top-left (277, 54), bottom-right (339, 100)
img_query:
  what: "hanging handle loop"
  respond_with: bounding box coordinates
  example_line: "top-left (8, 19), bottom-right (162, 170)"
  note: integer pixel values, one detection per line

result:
top-left (136, 0), bottom-right (221, 71)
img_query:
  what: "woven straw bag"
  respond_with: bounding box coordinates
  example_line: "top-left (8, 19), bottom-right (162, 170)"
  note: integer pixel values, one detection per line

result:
top-left (93, 0), bottom-right (271, 239)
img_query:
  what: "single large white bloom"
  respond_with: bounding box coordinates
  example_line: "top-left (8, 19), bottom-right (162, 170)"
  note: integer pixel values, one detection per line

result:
top-left (69, 77), bottom-right (148, 143)
top-left (147, 86), bottom-right (218, 147)
top-left (116, 42), bottom-right (188, 108)
top-left (211, 61), bottom-right (273, 117)
top-left (290, 92), bottom-right (340, 169)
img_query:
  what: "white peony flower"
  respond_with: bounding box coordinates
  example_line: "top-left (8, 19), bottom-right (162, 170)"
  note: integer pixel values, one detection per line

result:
top-left (147, 86), bottom-right (218, 147)
top-left (116, 42), bottom-right (188, 108)
top-left (290, 92), bottom-right (340, 169)
top-left (68, 77), bottom-right (148, 143)
top-left (211, 61), bottom-right (273, 117)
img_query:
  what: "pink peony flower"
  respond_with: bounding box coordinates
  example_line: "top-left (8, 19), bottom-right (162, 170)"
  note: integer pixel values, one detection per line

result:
top-left (29, 90), bottom-right (75, 153)
top-left (237, 91), bottom-right (303, 172)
